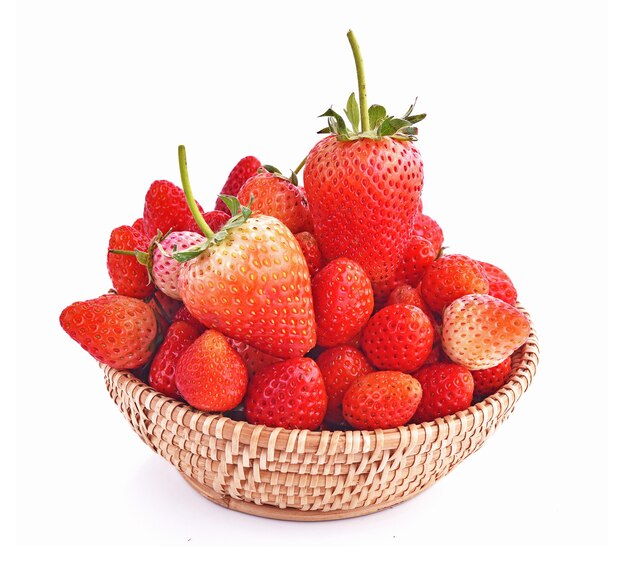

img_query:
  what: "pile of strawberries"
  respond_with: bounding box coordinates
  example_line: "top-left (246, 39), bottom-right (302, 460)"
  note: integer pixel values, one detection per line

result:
top-left (60, 31), bottom-right (531, 432)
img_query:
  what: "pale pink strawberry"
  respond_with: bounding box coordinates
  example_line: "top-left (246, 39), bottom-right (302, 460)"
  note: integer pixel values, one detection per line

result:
top-left (441, 294), bottom-right (531, 369)
top-left (152, 231), bottom-right (206, 300)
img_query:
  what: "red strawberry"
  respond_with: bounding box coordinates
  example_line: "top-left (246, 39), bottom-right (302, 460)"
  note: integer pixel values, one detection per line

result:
top-left (387, 283), bottom-right (439, 340)
top-left (60, 294), bottom-right (158, 370)
top-left (412, 214), bottom-right (444, 254)
top-left (143, 180), bottom-right (204, 238)
top-left (312, 258), bottom-right (374, 348)
top-left (244, 357), bottom-right (327, 430)
top-left (471, 356), bottom-right (512, 401)
top-left (317, 345), bottom-right (373, 426)
top-left (361, 304), bottom-right (434, 372)
top-left (184, 210), bottom-right (229, 235)
top-left (147, 290), bottom-right (182, 333)
top-left (226, 337), bottom-right (281, 378)
top-left (441, 294), bottom-right (531, 369)
top-left (215, 155), bottom-right (261, 212)
top-left (342, 371), bottom-right (422, 430)
top-left (295, 231), bottom-right (325, 278)
top-left (395, 235), bottom-right (436, 287)
top-left (106, 225), bottom-right (154, 299)
top-left (148, 321), bottom-right (201, 398)
top-left (175, 329), bottom-right (248, 411)
top-left (238, 172), bottom-right (313, 234)
top-left (421, 254), bottom-right (489, 314)
top-left (176, 146), bottom-right (316, 359)
top-left (132, 217), bottom-right (146, 232)
top-left (304, 32), bottom-right (425, 291)
top-left (478, 261), bottom-right (518, 306)
top-left (173, 305), bottom-right (206, 332)
top-left (412, 363), bottom-right (474, 423)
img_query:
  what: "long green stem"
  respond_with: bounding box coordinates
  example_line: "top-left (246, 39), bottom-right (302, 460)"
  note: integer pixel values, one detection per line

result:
top-left (293, 155), bottom-right (307, 175)
top-left (347, 29), bottom-right (369, 132)
top-left (178, 145), bottom-right (214, 240)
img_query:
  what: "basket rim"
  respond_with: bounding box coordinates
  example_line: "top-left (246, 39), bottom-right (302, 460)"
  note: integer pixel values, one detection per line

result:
top-left (102, 303), bottom-right (539, 452)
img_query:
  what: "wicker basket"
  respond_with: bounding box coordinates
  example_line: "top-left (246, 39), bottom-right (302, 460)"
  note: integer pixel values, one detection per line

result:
top-left (102, 305), bottom-right (538, 521)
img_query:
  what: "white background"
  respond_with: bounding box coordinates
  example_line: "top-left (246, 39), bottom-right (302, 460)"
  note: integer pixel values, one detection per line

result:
top-left (10, 0), bottom-right (618, 559)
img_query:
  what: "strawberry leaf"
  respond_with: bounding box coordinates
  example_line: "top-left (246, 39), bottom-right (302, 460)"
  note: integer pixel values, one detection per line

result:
top-left (368, 104), bottom-right (387, 128)
top-left (172, 239), bottom-right (211, 263)
top-left (345, 92), bottom-right (360, 132)
top-left (219, 195), bottom-right (241, 218)
top-left (379, 117), bottom-right (413, 137)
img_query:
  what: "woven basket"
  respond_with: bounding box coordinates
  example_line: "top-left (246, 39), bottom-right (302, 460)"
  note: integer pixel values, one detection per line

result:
top-left (102, 305), bottom-right (538, 521)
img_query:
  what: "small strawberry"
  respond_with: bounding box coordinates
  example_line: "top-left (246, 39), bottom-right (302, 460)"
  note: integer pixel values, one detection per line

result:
top-left (312, 258), bottom-right (374, 348)
top-left (147, 290), bottom-right (182, 333)
top-left (412, 363), bottom-right (474, 423)
top-left (478, 261), bottom-right (518, 306)
top-left (386, 283), bottom-right (439, 340)
top-left (237, 170), bottom-right (313, 234)
top-left (143, 179), bottom-right (204, 238)
top-left (471, 356), bottom-right (512, 401)
top-left (244, 357), bottom-right (327, 430)
top-left (304, 31), bottom-right (425, 291)
top-left (342, 371), bottom-right (422, 430)
top-left (175, 329), bottom-right (248, 411)
top-left (176, 146), bottom-right (316, 359)
top-left (441, 294), bottom-right (531, 369)
top-left (132, 217), bottom-right (146, 232)
top-left (412, 214), bottom-right (444, 254)
top-left (106, 225), bottom-right (154, 299)
top-left (361, 304), bottom-right (434, 372)
top-left (148, 321), bottom-right (201, 398)
top-left (421, 254), bottom-right (489, 314)
top-left (316, 345), bottom-right (373, 427)
top-left (295, 231), bottom-right (325, 278)
top-left (394, 235), bottom-right (437, 287)
top-left (60, 294), bottom-right (158, 370)
top-left (226, 337), bottom-right (281, 378)
top-left (215, 155), bottom-right (262, 213)
top-left (184, 210), bottom-right (229, 235)
top-left (173, 305), bottom-right (206, 332)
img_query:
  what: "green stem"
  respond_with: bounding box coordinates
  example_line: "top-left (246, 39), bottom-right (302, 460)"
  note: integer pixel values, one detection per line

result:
top-left (347, 29), bottom-right (369, 132)
top-left (108, 249), bottom-right (137, 256)
top-left (178, 145), bottom-right (214, 241)
top-left (293, 155), bottom-right (307, 175)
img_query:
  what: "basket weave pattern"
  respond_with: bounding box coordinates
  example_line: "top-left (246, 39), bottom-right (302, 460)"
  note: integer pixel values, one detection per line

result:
top-left (102, 306), bottom-right (538, 520)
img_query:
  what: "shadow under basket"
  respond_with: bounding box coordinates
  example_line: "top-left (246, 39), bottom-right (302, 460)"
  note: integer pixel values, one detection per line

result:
top-left (102, 305), bottom-right (539, 521)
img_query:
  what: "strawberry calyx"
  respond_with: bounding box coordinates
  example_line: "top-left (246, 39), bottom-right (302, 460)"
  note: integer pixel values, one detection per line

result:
top-left (261, 164), bottom-right (299, 186)
top-left (317, 30), bottom-right (426, 142)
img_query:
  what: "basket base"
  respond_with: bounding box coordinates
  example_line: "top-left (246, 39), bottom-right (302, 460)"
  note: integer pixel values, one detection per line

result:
top-left (180, 473), bottom-right (430, 521)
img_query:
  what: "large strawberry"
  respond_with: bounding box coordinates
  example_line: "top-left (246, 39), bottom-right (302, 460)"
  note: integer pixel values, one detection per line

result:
top-left (175, 146), bottom-right (316, 359)
top-left (106, 225), bottom-right (154, 299)
top-left (304, 31), bottom-right (425, 289)
top-left (244, 357), bottom-right (327, 430)
top-left (342, 371), bottom-right (422, 430)
top-left (237, 168), bottom-right (313, 234)
top-left (143, 180), bottom-right (204, 238)
top-left (441, 294), bottom-right (531, 369)
top-left (215, 155), bottom-right (261, 213)
top-left (60, 294), bottom-right (158, 370)
top-left (312, 258), bottom-right (374, 347)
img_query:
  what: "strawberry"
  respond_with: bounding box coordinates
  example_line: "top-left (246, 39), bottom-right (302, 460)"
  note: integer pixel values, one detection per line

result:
top-left (143, 179), bottom-right (204, 238)
top-left (176, 146), bottom-right (316, 359)
top-left (412, 214), bottom-right (444, 255)
top-left (132, 217), bottom-right (146, 232)
top-left (387, 283), bottom-right (440, 340)
top-left (175, 329), bottom-right (248, 411)
top-left (411, 363), bottom-right (474, 423)
top-left (184, 210), bottom-right (229, 235)
top-left (316, 345), bottom-right (373, 427)
top-left (238, 170), bottom-right (313, 234)
top-left (215, 155), bottom-right (261, 213)
top-left (148, 321), bottom-right (201, 398)
top-left (60, 294), bottom-right (158, 370)
top-left (441, 294), bottom-right (531, 369)
top-left (312, 258), bottom-right (374, 348)
top-left (295, 231), bottom-right (325, 278)
top-left (342, 371), bottom-right (422, 430)
top-left (471, 356), bottom-right (512, 401)
top-left (225, 337), bottom-right (281, 378)
top-left (244, 357), bottom-right (327, 430)
top-left (173, 305), bottom-right (206, 332)
top-left (361, 304), bottom-right (434, 372)
top-left (304, 31), bottom-right (425, 291)
top-left (106, 225), bottom-right (154, 299)
top-left (395, 235), bottom-right (437, 287)
top-left (478, 261), bottom-right (518, 306)
top-left (147, 290), bottom-right (182, 333)
top-left (421, 254), bottom-right (489, 314)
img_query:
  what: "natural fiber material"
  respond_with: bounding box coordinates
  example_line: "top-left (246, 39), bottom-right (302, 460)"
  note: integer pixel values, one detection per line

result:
top-left (102, 305), bottom-right (539, 520)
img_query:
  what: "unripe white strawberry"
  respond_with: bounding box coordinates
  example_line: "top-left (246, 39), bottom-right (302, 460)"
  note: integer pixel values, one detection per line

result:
top-left (441, 294), bottom-right (531, 370)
